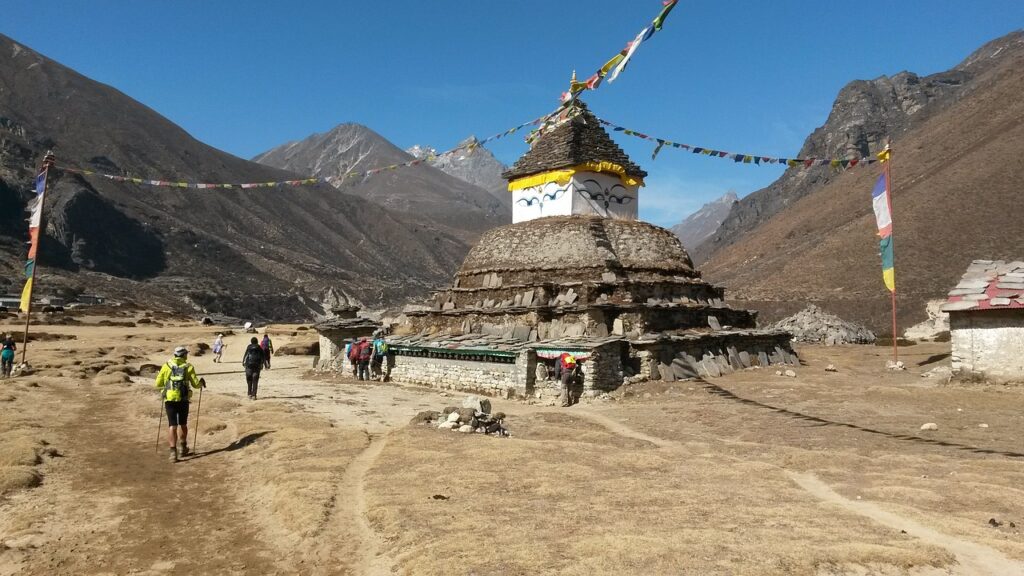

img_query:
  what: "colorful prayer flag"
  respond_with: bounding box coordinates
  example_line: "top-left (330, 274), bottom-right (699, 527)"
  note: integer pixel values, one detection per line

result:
top-left (871, 173), bottom-right (895, 292)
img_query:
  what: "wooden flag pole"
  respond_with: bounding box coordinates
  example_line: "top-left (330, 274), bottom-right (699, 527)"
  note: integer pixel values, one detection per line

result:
top-left (20, 151), bottom-right (55, 366)
top-left (884, 144), bottom-right (898, 363)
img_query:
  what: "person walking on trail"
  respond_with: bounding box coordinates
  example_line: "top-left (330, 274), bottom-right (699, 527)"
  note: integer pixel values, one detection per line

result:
top-left (356, 337), bottom-right (372, 381)
top-left (260, 334), bottom-right (274, 369)
top-left (1, 334), bottom-right (16, 378)
top-left (242, 337), bottom-right (265, 400)
top-left (155, 346), bottom-right (205, 462)
top-left (347, 339), bottom-right (361, 377)
top-left (212, 333), bottom-right (225, 363)
top-left (371, 332), bottom-right (388, 381)
top-left (558, 352), bottom-right (579, 407)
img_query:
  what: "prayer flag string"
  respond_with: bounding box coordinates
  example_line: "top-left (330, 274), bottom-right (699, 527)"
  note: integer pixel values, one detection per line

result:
top-left (54, 115), bottom-right (548, 190)
top-left (597, 118), bottom-right (886, 170)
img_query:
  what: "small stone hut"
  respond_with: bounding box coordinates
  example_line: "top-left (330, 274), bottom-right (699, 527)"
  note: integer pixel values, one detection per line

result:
top-left (382, 99), bottom-right (795, 399)
top-left (314, 306), bottom-right (381, 370)
top-left (942, 259), bottom-right (1024, 383)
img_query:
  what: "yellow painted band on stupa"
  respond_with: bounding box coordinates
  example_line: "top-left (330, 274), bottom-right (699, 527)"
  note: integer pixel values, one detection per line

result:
top-left (507, 161), bottom-right (644, 191)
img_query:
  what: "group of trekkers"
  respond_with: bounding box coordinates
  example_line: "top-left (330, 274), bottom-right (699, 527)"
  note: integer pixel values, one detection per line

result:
top-left (345, 330), bottom-right (388, 381)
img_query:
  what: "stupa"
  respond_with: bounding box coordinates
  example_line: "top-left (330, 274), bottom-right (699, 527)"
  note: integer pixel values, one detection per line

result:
top-left (382, 99), bottom-right (795, 398)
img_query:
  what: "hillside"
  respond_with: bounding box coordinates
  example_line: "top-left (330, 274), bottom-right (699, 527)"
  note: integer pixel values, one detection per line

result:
top-left (694, 30), bottom-right (1024, 266)
top-left (252, 126), bottom-right (508, 239)
top-left (670, 191), bottom-right (737, 251)
top-left (699, 31), bottom-right (1024, 333)
top-left (0, 34), bottom-right (482, 319)
top-left (407, 136), bottom-right (512, 209)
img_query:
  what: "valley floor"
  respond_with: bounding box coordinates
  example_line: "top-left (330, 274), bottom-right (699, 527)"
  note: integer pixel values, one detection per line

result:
top-left (0, 316), bottom-right (1022, 575)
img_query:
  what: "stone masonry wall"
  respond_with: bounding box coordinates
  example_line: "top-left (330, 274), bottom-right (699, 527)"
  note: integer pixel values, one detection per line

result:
top-left (388, 351), bottom-right (536, 398)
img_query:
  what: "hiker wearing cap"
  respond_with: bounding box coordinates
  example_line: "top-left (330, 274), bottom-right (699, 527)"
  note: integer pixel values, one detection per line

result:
top-left (212, 334), bottom-right (225, 363)
top-left (155, 346), bottom-right (204, 462)
top-left (242, 337), bottom-right (265, 400)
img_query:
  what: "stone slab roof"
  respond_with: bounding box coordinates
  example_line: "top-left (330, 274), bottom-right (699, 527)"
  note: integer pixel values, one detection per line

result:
top-left (386, 327), bottom-right (787, 356)
top-left (502, 101), bottom-right (647, 181)
top-left (942, 259), bottom-right (1024, 312)
top-left (314, 316), bottom-right (382, 332)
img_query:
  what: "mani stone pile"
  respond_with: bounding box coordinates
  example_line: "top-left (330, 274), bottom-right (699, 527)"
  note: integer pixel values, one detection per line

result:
top-left (772, 304), bottom-right (876, 345)
top-left (409, 395), bottom-right (510, 436)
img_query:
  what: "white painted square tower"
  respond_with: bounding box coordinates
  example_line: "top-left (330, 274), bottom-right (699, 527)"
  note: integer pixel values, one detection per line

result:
top-left (502, 100), bottom-right (646, 224)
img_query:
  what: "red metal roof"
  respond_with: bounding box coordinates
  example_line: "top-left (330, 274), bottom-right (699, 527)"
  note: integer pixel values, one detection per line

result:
top-left (942, 260), bottom-right (1024, 312)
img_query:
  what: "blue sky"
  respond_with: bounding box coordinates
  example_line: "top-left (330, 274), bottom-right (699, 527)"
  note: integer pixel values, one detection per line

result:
top-left (2, 1), bottom-right (1021, 226)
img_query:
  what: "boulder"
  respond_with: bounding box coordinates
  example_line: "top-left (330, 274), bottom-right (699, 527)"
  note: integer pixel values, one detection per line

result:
top-left (462, 395), bottom-right (492, 415)
top-left (446, 412), bottom-right (460, 423)
top-left (458, 425), bottom-right (474, 433)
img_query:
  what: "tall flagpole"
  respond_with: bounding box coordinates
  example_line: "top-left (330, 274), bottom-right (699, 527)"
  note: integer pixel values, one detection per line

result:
top-left (884, 144), bottom-right (898, 363)
top-left (21, 151), bottom-right (55, 366)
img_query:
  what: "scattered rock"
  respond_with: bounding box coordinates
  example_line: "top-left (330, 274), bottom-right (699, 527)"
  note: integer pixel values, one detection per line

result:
top-left (446, 412), bottom-right (460, 423)
top-left (773, 304), bottom-right (875, 344)
top-left (462, 395), bottom-right (491, 415)
top-left (784, 369), bottom-right (797, 378)
top-left (825, 364), bottom-right (837, 372)
top-left (988, 518), bottom-right (1002, 528)
top-left (920, 366), bottom-right (951, 380)
top-left (978, 423), bottom-right (989, 428)
top-left (886, 360), bottom-right (906, 371)
top-left (458, 425), bottom-right (474, 433)
top-left (775, 370), bottom-right (783, 376)
top-left (431, 494), bottom-right (449, 500)
top-left (920, 423), bottom-right (939, 431)
top-left (437, 421), bottom-right (457, 430)
top-left (410, 410), bottom-right (440, 425)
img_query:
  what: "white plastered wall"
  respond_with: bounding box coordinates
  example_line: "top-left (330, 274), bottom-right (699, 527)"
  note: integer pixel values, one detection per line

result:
top-left (950, 310), bottom-right (1024, 383)
top-left (512, 171), bottom-right (640, 223)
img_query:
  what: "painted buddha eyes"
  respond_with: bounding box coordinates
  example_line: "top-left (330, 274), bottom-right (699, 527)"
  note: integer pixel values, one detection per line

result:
top-left (517, 186), bottom-right (567, 210)
top-left (577, 179), bottom-right (633, 208)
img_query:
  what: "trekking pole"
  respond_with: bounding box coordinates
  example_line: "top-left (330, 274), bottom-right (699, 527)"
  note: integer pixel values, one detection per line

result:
top-left (192, 379), bottom-right (205, 453)
top-left (155, 396), bottom-right (164, 454)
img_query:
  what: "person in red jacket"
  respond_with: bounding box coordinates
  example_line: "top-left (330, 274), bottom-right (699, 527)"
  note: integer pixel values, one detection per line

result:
top-left (559, 352), bottom-right (579, 407)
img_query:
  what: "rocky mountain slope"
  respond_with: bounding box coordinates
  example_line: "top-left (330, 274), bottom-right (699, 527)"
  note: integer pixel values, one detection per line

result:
top-left (693, 30), bottom-right (1024, 265)
top-left (699, 31), bottom-right (1024, 333)
top-left (0, 33), bottom-right (484, 319)
top-left (407, 137), bottom-right (512, 208)
top-left (252, 126), bottom-right (508, 240)
top-left (670, 191), bottom-right (737, 251)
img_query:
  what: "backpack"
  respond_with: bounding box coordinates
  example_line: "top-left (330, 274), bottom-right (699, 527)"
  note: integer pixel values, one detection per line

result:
top-left (358, 342), bottom-right (372, 361)
top-left (243, 344), bottom-right (264, 369)
top-left (164, 362), bottom-right (190, 402)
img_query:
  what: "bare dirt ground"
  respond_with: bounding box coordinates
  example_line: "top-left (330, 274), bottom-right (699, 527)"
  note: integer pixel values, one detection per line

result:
top-left (0, 314), bottom-right (1022, 575)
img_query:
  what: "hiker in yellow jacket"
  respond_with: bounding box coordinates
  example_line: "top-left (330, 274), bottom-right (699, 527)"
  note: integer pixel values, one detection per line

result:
top-left (155, 346), bottom-right (204, 462)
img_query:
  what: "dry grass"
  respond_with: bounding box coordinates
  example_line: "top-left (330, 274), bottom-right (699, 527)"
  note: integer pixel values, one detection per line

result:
top-left (365, 424), bottom-right (951, 575)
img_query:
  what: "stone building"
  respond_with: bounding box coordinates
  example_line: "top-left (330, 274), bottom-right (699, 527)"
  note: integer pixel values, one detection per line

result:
top-left (942, 259), bottom-right (1024, 383)
top-left (314, 305), bottom-right (381, 371)
top-left (383, 99), bottom-right (796, 399)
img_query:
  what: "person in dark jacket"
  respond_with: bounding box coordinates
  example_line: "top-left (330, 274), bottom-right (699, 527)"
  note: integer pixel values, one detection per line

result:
top-left (242, 337), bottom-right (265, 400)
top-left (260, 334), bottom-right (274, 369)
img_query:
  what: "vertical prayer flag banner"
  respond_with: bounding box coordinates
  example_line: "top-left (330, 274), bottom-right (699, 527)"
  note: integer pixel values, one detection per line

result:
top-left (871, 173), bottom-right (895, 292)
top-left (21, 169), bottom-right (48, 312)
top-left (19, 278), bottom-right (33, 313)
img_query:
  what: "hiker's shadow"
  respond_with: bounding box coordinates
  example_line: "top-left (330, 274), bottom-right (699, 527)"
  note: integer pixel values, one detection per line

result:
top-left (188, 430), bottom-right (274, 461)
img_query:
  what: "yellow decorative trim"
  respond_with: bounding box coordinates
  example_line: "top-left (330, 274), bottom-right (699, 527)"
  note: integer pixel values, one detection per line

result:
top-left (507, 162), bottom-right (644, 191)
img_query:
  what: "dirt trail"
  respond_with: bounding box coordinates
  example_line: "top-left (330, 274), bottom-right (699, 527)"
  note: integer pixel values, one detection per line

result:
top-left (790, 472), bottom-right (1024, 576)
top-left (343, 435), bottom-right (391, 576)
